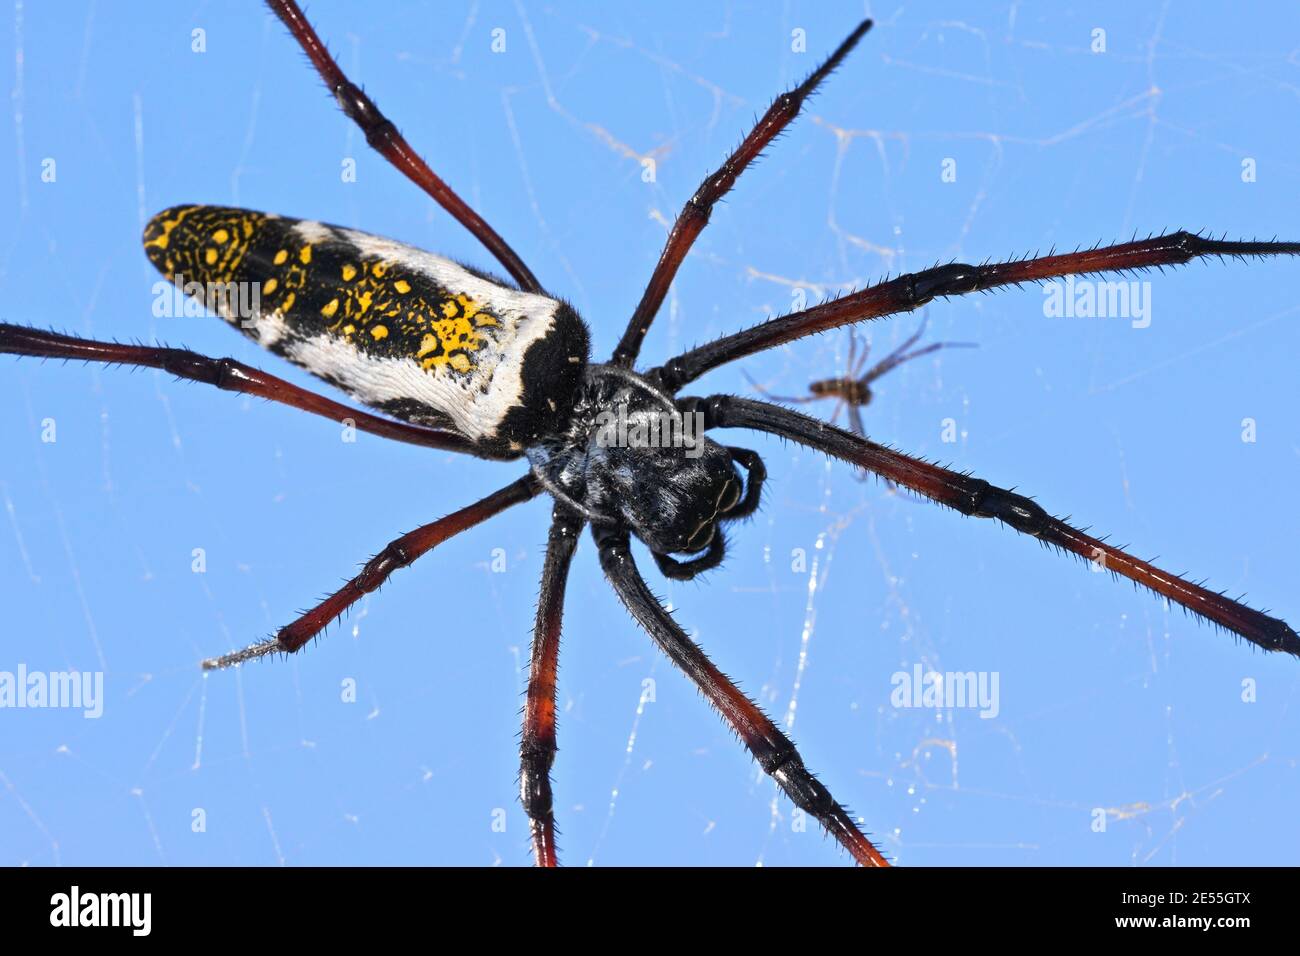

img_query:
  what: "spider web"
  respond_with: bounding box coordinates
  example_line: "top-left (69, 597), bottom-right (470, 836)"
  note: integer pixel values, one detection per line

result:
top-left (2, 0), bottom-right (1299, 867)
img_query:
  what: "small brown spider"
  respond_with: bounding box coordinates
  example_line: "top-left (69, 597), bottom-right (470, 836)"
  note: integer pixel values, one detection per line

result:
top-left (745, 316), bottom-right (976, 458)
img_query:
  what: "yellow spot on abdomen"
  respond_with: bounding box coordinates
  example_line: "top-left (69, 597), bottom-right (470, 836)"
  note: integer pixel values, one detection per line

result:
top-left (299, 245), bottom-right (312, 264)
top-left (273, 249), bottom-right (288, 265)
top-left (321, 298), bottom-right (339, 318)
top-left (143, 206), bottom-right (195, 252)
top-left (370, 325), bottom-right (388, 340)
top-left (341, 264), bottom-right (357, 282)
top-left (204, 248), bottom-right (218, 266)
top-left (457, 294), bottom-right (482, 319)
top-left (212, 228), bottom-right (229, 244)
top-left (263, 278), bottom-right (278, 295)
top-left (393, 279), bottom-right (411, 294)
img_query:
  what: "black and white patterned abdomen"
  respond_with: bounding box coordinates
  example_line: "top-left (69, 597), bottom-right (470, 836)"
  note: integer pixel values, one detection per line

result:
top-left (143, 204), bottom-right (589, 454)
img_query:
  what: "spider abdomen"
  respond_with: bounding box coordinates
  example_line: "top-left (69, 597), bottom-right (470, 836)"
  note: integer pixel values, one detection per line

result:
top-left (143, 204), bottom-right (589, 453)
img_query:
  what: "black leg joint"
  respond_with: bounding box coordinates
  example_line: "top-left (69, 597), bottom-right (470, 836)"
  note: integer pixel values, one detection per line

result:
top-left (654, 357), bottom-right (695, 395)
top-left (675, 393), bottom-right (729, 428)
top-left (162, 351), bottom-right (237, 390)
top-left (363, 542), bottom-right (413, 588)
top-left (758, 743), bottom-right (797, 775)
top-left (910, 262), bottom-right (982, 305)
top-left (592, 524), bottom-right (631, 563)
top-left (964, 480), bottom-right (1051, 537)
top-left (1169, 230), bottom-right (1201, 260)
top-left (960, 478), bottom-right (992, 514)
top-left (211, 357), bottom-right (242, 391)
top-left (682, 192), bottom-right (712, 225)
top-left (333, 81), bottom-right (398, 147)
top-left (769, 754), bottom-right (837, 817)
top-left (519, 742), bottom-right (556, 820)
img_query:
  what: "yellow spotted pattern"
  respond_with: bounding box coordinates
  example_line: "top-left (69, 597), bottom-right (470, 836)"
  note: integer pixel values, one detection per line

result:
top-left (144, 205), bottom-right (269, 291)
top-left (142, 204), bottom-right (506, 377)
top-left (296, 253), bottom-right (500, 374)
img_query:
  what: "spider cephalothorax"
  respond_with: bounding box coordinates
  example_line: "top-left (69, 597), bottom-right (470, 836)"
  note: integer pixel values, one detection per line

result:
top-left (526, 364), bottom-right (763, 578)
top-left (4, 2), bottom-right (1298, 868)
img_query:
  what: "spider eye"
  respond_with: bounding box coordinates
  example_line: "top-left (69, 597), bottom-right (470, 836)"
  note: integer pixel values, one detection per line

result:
top-left (718, 478), bottom-right (742, 514)
top-left (684, 520), bottom-right (716, 553)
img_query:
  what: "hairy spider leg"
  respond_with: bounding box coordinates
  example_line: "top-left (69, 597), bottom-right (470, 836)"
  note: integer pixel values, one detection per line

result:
top-left (0, 324), bottom-right (484, 455)
top-left (689, 395), bottom-right (1300, 657)
top-left (594, 525), bottom-right (890, 866)
top-left (203, 476), bottom-right (539, 669)
top-left (520, 507), bottom-right (584, 866)
top-left (656, 233), bottom-right (1300, 389)
top-left (612, 19), bottom-right (874, 367)
top-left (266, 0), bottom-right (541, 293)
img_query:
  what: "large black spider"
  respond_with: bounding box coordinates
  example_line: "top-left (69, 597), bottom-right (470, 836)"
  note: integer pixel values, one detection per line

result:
top-left (3, 3), bottom-right (1298, 867)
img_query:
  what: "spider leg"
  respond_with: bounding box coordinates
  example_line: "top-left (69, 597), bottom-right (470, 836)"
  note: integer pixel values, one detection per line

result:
top-left (828, 396), bottom-right (846, 427)
top-left (655, 232), bottom-right (1300, 390)
top-left (593, 525), bottom-right (889, 866)
top-left (740, 368), bottom-right (819, 405)
top-left (264, 0), bottom-right (541, 293)
top-left (863, 340), bottom-right (979, 386)
top-left (867, 312), bottom-right (932, 378)
top-left (725, 446), bottom-right (766, 519)
top-left (521, 507), bottom-right (584, 867)
top-left (844, 407), bottom-right (927, 499)
top-left (203, 475), bottom-right (540, 669)
top-left (688, 395), bottom-right (1300, 656)
top-left (653, 532), bottom-right (726, 581)
top-left (848, 329), bottom-right (871, 378)
top-left (611, 19), bottom-right (873, 367)
top-left (846, 404), bottom-right (873, 484)
top-left (0, 324), bottom-right (489, 456)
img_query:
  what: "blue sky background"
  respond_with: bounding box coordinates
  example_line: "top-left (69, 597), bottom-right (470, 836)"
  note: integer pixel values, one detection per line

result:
top-left (2, 1), bottom-right (1299, 867)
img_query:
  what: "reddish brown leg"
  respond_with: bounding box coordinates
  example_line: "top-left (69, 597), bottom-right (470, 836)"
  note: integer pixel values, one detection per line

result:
top-left (204, 475), bottom-right (540, 669)
top-left (691, 396), bottom-right (1300, 656)
top-left (658, 232), bottom-right (1300, 389)
top-left (265, 0), bottom-right (541, 293)
top-left (594, 525), bottom-right (890, 866)
top-left (611, 19), bottom-right (873, 367)
top-left (520, 508), bottom-right (583, 866)
top-left (0, 323), bottom-right (485, 456)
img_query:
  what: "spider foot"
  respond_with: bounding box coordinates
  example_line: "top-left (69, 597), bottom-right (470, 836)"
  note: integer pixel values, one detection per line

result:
top-left (202, 637), bottom-right (284, 671)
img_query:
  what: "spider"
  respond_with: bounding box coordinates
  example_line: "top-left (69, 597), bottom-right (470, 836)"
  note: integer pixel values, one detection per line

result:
top-left (743, 315), bottom-right (975, 479)
top-left (3, 2), bottom-right (1299, 867)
